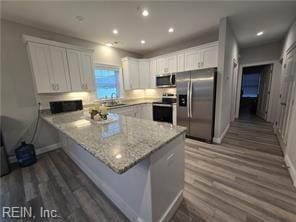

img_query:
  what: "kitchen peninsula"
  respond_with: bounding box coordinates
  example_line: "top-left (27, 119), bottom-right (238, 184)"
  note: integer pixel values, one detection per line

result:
top-left (42, 111), bottom-right (186, 222)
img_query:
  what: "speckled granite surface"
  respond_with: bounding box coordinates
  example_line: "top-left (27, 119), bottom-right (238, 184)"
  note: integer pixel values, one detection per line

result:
top-left (42, 111), bottom-right (186, 174)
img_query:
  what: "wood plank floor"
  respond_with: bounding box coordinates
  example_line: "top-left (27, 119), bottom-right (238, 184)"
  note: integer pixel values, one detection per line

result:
top-left (1, 117), bottom-right (296, 221)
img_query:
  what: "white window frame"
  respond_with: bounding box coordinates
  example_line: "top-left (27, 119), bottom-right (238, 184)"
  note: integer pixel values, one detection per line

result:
top-left (94, 64), bottom-right (121, 100)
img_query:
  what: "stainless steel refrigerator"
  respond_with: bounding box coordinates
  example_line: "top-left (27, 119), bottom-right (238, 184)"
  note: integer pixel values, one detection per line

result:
top-left (176, 68), bottom-right (216, 143)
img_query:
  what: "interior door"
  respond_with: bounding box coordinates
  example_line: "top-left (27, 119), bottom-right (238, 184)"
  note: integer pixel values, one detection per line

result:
top-left (257, 65), bottom-right (273, 120)
top-left (190, 69), bottom-right (215, 141)
top-left (278, 47), bottom-right (296, 144)
top-left (176, 71), bottom-right (191, 133)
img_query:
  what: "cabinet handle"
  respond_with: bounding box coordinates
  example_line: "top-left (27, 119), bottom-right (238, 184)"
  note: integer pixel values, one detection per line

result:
top-left (198, 62), bottom-right (200, 68)
top-left (56, 84), bottom-right (59, 91)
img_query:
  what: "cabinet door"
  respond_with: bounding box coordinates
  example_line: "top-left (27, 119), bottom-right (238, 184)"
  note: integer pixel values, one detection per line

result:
top-left (167, 55), bottom-right (177, 73)
top-left (200, 46), bottom-right (218, 69)
top-left (81, 52), bottom-right (95, 91)
top-left (129, 60), bottom-right (139, 89)
top-left (67, 49), bottom-right (83, 91)
top-left (122, 60), bottom-right (131, 90)
top-left (141, 104), bottom-right (152, 120)
top-left (49, 46), bottom-right (71, 92)
top-left (185, 49), bottom-right (200, 71)
top-left (149, 59), bottom-right (157, 88)
top-left (156, 57), bottom-right (166, 74)
top-left (27, 42), bottom-right (54, 93)
top-left (177, 53), bottom-right (185, 72)
top-left (139, 60), bottom-right (150, 89)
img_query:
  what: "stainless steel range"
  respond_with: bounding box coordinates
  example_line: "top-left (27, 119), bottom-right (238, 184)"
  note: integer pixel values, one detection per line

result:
top-left (152, 94), bottom-right (176, 124)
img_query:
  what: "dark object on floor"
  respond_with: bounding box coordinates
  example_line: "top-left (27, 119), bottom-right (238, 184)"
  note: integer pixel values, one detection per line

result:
top-left (0, 145), bottom-right (10, 176)
top-left (15, 142), bottom-right (37, 167)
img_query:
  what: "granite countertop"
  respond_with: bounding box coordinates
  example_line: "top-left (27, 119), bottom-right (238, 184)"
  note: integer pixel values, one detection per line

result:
top-left (42, 111), bottom-right (186, 174)
top-left (101, 98), bottom-right (161, 110)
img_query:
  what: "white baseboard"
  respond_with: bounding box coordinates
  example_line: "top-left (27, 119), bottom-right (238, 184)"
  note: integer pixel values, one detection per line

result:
top-left (285, 154), bottom-right (296, 188)
top-left (9, 143), bottom-right (61, 163)
top-left (274, 127), bottom-right (287, 154)
top-left (213, 123), bottom-right (230, 144)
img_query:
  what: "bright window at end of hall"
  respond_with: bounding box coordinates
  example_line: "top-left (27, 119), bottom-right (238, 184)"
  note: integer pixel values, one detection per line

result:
top-left (94, 65), bottom-right (120, 99)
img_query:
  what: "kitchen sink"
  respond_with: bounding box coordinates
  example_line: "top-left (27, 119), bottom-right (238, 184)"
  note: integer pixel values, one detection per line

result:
top-left (104, 103), bottom-right (126, 107)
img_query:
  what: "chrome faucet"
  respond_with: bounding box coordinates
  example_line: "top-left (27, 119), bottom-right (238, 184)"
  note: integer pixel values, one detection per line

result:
top-left (111, 93), bottom-right (117, 104)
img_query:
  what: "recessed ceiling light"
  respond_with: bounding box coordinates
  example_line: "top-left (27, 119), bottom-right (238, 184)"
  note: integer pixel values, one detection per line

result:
top-left (113, 29), bottom-right (118, 34)
top-left (141, 40), bottom-right (146, 44)
top-left (142, 9), bottom-right (149, 17)
top-left (75, 15), bottom-right (84, 23)
top-left (168, 27), bottom-right (174, 33)
top-left (257, 31), bottom-right (264, 36)
top-left (106, 43), bottom-right (113, 47)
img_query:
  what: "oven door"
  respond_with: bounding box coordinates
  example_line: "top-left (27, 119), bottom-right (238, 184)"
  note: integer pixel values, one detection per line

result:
top-left (153, 104), bottom-right (173, 123)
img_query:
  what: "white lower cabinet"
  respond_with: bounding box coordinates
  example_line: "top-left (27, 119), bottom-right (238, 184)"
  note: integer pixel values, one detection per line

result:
top-left (111, 104), bottom-right (152, 120)
top-left (140, 104), bottom-right (153, 120)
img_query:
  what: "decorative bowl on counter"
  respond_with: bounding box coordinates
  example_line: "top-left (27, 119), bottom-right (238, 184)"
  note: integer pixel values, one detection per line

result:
top-left (89, 105), bottom-right (109, 121)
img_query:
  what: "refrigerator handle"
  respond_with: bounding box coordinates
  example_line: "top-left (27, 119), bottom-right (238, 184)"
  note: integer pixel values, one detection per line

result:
top-left (187, 82), bottom-right (190, 118)
top-left (190, 81), bottom-right (193, 118)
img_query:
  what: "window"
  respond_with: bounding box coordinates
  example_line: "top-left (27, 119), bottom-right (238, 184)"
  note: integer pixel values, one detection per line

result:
top-left (94, 66), bottom-right (120, 99)
top-left (242, 73), bottom-right (260, 98)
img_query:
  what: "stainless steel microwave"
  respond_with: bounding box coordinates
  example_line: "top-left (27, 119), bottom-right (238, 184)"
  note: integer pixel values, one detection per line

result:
top-left (156, 74), bottom-right (176, 88)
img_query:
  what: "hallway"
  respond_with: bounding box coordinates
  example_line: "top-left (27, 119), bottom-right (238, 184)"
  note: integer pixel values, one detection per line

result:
top-left (176, 117), bottom-right (296, 221)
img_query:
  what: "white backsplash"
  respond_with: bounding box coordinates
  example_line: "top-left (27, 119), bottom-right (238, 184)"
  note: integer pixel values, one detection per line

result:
top-left (37, 88), bottom-right (176, 110)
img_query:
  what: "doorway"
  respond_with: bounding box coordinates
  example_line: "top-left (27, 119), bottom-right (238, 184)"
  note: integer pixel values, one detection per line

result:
top-left (239, 64), bottom-right (273, 120)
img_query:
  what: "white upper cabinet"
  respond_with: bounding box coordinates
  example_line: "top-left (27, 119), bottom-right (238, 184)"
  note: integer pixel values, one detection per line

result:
top-left (67, 49), bottom-right (83, 91)
top-left (120, 41), bottom-right (218, 91)
top-left (149, 58), bottom-right (157, 88)
top-left (156, 55), bottom-right (177, 75)
top-left (27, 42), bottom-right (71, 93)
top-left (24, 35), bottom-right (95, 94)
top-left (49, 46), bottom-right (71, 92)
top-left (67, 49), bottom-right (95, 91)
top-left (167, 55), bottom-right (177, 73)
top-left (139, 60), bottom-right (150, 89)
top-left (122, 57), bottom-right (140, 90)
top-left (184, 48), bottom-right (200, 71)
top-left (200, 45), bottom-right (218, 69)
top-left (156, 57), bottom-right (167, 75)
top-left (80, 52), bottom-right (95, 91)
top-left (177, 53), bottom-right (185, 72)
top-left (184, 42), bottom-right (218, 71)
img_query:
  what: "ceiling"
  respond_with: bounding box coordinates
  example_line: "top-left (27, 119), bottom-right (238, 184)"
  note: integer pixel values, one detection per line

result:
top-left (1, 1), bottom-right (296, 55)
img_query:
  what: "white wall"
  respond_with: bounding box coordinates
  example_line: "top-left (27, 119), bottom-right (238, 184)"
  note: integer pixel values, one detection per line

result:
top-left (214, 17), bottom-right (239, 143)
top-left (0, 19), bottom-right (141, 155)
top-left (240, 42), bottom-right (282, 65)
top-left (281, 20), bottom-right (296, 186)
